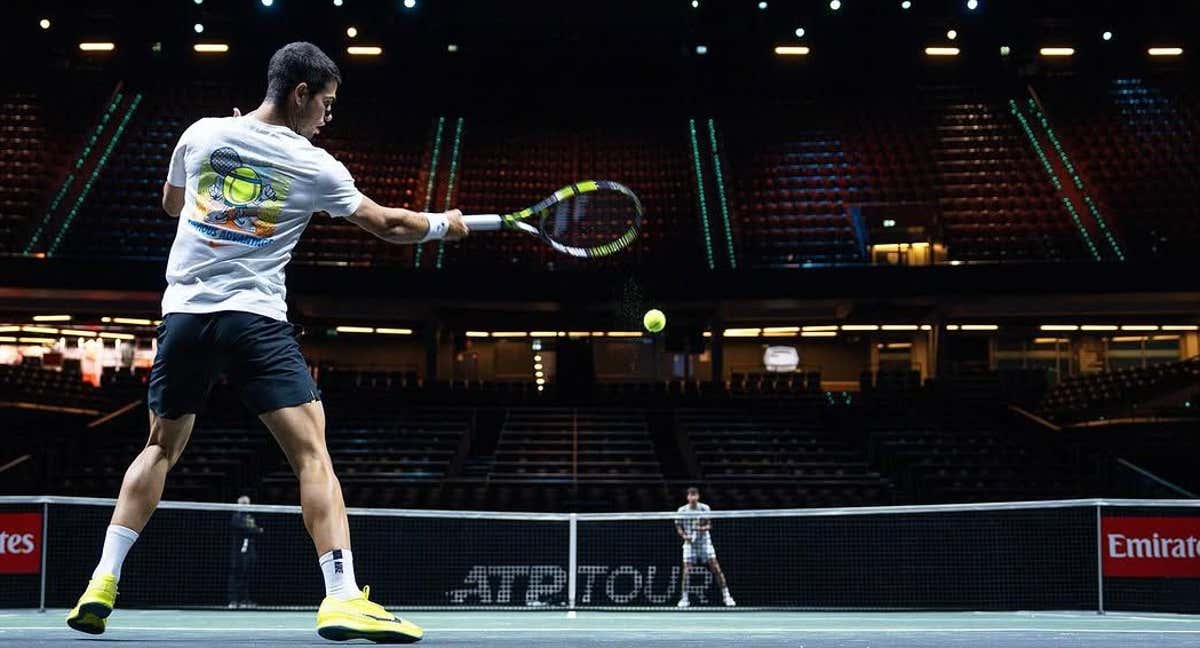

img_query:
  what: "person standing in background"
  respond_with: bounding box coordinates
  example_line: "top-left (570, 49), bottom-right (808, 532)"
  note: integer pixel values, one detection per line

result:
top-left (229, 495), bottom-right (263, 609)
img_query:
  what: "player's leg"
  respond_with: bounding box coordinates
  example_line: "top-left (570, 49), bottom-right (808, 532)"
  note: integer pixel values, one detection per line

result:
top-left (69, 314), bottom-right (215, 635)
top-left (706, 557), bottom-right (735, 606)
top-left (230, 312), bottom-right (422, 642)
top-left (111, 412), bottom-right (196, 531)
top-left (259, 402), bottom-right (349, 557)
top-left (678, 542), bottom-right (693, 607)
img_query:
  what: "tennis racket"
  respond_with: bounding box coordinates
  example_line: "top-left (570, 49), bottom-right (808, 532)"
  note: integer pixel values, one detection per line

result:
top-left (462, 180), bottom-right (643, 258)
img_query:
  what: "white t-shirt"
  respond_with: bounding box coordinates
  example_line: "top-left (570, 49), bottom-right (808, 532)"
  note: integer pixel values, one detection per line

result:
top-left (676, 503), bottom-right (712, 544)
top-left (162, 116), bottom-right (363, 321)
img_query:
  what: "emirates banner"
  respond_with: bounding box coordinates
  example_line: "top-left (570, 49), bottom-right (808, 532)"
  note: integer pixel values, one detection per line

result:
top-left (1102, 516), bottom-right (1200, 578)
top-left (0, 513), bottom-right (42, 575)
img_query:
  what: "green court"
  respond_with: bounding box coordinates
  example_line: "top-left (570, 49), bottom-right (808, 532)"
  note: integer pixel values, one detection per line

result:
top-left (3, 609), bottom-right (1200, 647)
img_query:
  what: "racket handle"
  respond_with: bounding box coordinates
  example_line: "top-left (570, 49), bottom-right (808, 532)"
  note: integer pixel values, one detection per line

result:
top-left (462, 214), bottom-right (503, 231)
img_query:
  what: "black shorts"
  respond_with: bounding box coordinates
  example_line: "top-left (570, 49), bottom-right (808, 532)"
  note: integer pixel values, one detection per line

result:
top-left (147, 311), bottom-right (321, 418)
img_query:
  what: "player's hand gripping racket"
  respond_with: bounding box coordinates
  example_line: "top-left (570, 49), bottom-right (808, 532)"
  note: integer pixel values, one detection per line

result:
top-left (462, 180), bottom-right (643, 258)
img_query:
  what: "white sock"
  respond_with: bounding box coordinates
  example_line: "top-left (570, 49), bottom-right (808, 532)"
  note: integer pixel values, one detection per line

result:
top-left (319, 549), bottom-right (360, 600)
top-left (93, 525), bottom-right (139, 580)
top-left (723, 587), bottom-right (732, 598)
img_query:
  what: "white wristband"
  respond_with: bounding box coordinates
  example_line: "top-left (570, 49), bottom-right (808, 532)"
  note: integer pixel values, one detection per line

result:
top-left (419, 213), bottom-right (449, 243)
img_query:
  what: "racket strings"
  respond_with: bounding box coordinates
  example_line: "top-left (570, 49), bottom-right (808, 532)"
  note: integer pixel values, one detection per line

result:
top-left (537, 190), bottom-right (639, 252)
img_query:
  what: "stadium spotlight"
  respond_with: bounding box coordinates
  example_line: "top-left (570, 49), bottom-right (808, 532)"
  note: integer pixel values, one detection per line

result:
top-left (347, 46), bottom-right (383, 56)
top-left (261, 0), bottom-right (273, 6)
top-left (447, 43), bottom-right (458, 52)
top-left (925, 47), bottom-right (960, 56)
top-left (194, 43), bottom-right (230, 53)
top-left (333, 0), bottom-right (343, 5)
top-left (691, 0), bottom-right (699, 7)
top-left (346, 26), bottom-right (358, 38)
top-left (966, 0), bottom-right (978, 9)
top-left (1148, 47), bottom-right (1182, 56)
top-left (1102, 31), bottom-right (1112, 41)
top-left (1000, 45), bottom-right (1010, 56)
top-left (1040, 47), bottom-right (1075, 57)
top-left (901, 0), bottom-right (911, 8)
top-left (79, 42), bottom-right (116, 51)
top-left (758, 1), bottom-right (768, 9)
top-left (403, 0), bottom-right (416, 7)
top-left (696, 45), bottom-right (708, 54)
top-left (193, 23), bottom-right (204, 34)
top-left (774, 45), bottom-right (810, 56)
top-left (794, 27), bottom-right (805, 38)
top-left (39, 18), bottom-right (51, 29)
top-left (829, 0), bottom-right (841, 10)
top-left (194, 0), bottom-right (203, 4)
top-left (947, 29), bottom-right (957, 40)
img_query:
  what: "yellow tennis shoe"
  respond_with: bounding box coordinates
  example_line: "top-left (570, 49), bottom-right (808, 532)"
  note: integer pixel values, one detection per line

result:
top-left (66, 573), bottom-right (118, 635)
top-left (316, 586), bottom-right (423, 643)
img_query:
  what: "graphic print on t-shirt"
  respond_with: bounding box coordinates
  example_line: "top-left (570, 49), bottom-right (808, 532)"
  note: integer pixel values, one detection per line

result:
top-left (190, 146), bottom-right (290, 247)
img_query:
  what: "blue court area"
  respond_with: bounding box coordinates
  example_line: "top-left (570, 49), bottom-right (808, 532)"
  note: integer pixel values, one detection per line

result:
top-left (3, 610), bottom-right (1200, 647)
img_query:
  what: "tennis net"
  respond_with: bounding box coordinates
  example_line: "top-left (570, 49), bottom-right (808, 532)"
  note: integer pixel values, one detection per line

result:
top-left (1, 496), bottom-right (1197, 612)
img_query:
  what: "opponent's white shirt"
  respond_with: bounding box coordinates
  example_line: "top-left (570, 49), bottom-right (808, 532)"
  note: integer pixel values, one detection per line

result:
top-left (676, 503), bottom-right (712, 544)
top-left (162, 116), bottom-right (363, 321)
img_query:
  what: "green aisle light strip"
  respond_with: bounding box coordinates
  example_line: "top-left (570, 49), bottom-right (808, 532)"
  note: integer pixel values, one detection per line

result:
top-left (25, 92), bottom-right (124, 254)
top-left (48, 94), bottom-right (142, 257)
top-left (414, 116), bottom-right (445, 269)
top-left (1026, 98), bottom-right (1125, 261)
top-left (707, 118), bottom-right (736, 269)
top-left (1009, 99), bottom-right (1101, 261)
top-left (687, 118), bottom-right (716, 270)
top-left (434, 116), bottom-right (464, 270)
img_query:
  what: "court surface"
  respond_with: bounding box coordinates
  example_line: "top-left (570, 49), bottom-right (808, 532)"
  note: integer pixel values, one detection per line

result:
top-left (3, 609), bottom-right (1199, 647)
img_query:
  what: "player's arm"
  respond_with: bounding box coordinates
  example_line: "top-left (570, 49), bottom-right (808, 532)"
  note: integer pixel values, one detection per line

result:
top-left (162, 126), bottom-right (189, 218)
top-left (346, 196), bottom-right (467, 245)
top-left (162, 182), bottom-right (185, 218)
top-left (675, 521), bottom-right (691, 542)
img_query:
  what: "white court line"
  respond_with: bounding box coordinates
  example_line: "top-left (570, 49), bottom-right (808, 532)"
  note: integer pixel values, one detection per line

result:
top-left (1123, 616), bottom-right (1200, 623)
top-left (3, 626), bottom-right (1200, 634)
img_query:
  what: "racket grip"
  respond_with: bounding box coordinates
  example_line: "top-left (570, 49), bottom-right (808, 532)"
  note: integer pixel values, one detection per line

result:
top-left (462, 214), bottom-right (503, 231)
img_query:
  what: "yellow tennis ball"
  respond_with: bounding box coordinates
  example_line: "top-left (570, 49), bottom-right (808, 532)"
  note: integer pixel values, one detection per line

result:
top-left (223, 166), bottom-right (262, 205)
top-left (643, 308), bottom-right (666, 333)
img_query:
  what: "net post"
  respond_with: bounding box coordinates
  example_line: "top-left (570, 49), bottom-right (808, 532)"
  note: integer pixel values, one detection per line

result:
top-left (39, 502), bottom-right (48, 613)
top-left (1095, 503), bottom-right (1105, 615)
top-left (568, 513), bottom-right (578, 613)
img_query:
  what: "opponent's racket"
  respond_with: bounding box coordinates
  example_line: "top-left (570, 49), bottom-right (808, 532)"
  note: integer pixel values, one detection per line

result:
top-left (462, 180), bottom-right (643, 258)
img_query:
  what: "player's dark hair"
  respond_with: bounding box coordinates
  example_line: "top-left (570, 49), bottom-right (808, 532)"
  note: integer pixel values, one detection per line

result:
top-left (686, 487), bottom-right (699, 496)
top-left (265, 42), bottom-right (341, 105)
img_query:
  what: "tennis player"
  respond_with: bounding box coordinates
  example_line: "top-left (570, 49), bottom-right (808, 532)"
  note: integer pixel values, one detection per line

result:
top-left (67, 42), bottom-right (465, 643)
top-left (675, 487), bottom-right (735, 607)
